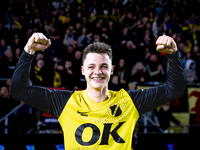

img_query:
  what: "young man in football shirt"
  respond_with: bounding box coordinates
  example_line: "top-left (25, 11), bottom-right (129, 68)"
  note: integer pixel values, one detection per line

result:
top-left (10, 33), bottom-right (185, 149)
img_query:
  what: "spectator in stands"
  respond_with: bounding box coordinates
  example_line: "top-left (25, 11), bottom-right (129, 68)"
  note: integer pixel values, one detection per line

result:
top-left (6, 78), bottom-right (12, 91)
top-left (128, 82), bottom-right (137, 90)
top-left (114, 58), bottom-right (129, 89)
top-left (180, 19), bottom-right (190, 41)
top-left (48, 32), bottom-right (62, 60)
top-left (51, 62), bottom-right (63, 88)
top-left (44, 16), bottom-right (60, 38)
top-left (191, 45), bottom-right (200, 81)
top-left (70, 38), bottom-right (79, 51)
top-left (118, 26), bottom-right (130, 44)
top-left (52, 0), bottom-right (64, 12)
top-left (61, 60), bottom-right (74, 89)
top-left (142, 28), bottom-right (155, 50)
top-left (130, 61), bottom-right (147, 84)
top-left (159, 12), bottom-right (171, 36)
top-left (58, 9), bottom-right (67, 26)
top-left (11, 35), bottom-right (23, 50)
top-left (107, 20), bottom-right (118, 45)
top-left (146, 53), bottom-right (166, 82)
top-left (13, 47), bottom-right (22, 60)
top-left (109, 75), bottom-right (121, 91)
top-left (181, 52), bottom-right (192, 69)
top-left (101, 24), bottom-right (110, 44)
top-left (72, 50), bottom-right (83, 88)
top-left (186, 39), bottom-right (193, 52)
top-left (0, 85), bottom-right (19, 133)
top-left (94, 34), bottom-right (101, 42)
top-left (63, 28), bottom-right (74, 47)
top-left (135, 16), bottom-right (149, 32)
top-left (189, 27), bottom-right (200, 46)
top-left (74, 22), bottom-right (82, 40)
top-left (184, 59), bottom-right (198, 83)
top-left (77, 27), bottom-right (92, 48)
top-left (92, 20), bottom-right (102, 36)
top-left (81, 16), bottom-right (89, 29)
top-left (63, 45), bottom-right (74, 62)
top-left (129, 29), bottom-right (139, 46)
top-left (0, 39), bottom-right (7, 58)
top-left (191, 45), bottom-right (200, 61)
top-left (123, 12), bottom-right (135, 29)
top-left (64, 3), bottom-right (73, 17)
top-left (178, 42), bottom-right (187, 59)
top-left (115, 40), bottom-right (138, 70)
top-left (0, 47), bottom-right (18, 78)
top-left (152, 15), bottom-right (158, 38)
top-left (30, 58), bottom-right (48, 86)
top-left (7, 20), bottom-right (21, 42)
top-left (156, 102), bottom-right (183, 133)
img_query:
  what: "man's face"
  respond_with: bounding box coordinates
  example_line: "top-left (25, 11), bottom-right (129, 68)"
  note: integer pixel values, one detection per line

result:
top-left (81, 53), bottom-right (114, 90)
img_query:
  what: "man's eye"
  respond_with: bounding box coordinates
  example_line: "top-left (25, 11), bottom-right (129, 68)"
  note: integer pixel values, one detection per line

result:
top-left (88, 66), bottom-right (94, 69)
top-left (102, 65), bottom-right (108, 68)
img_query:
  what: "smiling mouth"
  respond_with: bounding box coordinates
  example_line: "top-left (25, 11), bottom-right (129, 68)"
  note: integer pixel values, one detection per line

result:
top-left (91, 77), bottom-right (105, 80)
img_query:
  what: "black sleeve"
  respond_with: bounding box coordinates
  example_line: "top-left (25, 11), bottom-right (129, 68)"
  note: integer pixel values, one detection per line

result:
top-left (127, 51), bottom-right (185, 115)
top-left (10, 50), bottom-right (74, 118)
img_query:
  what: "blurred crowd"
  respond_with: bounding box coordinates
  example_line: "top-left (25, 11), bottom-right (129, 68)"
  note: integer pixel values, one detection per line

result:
top-left (1, 0), bottom-right (200, 89)
top-left (1, 0), bottom-right (200, 133)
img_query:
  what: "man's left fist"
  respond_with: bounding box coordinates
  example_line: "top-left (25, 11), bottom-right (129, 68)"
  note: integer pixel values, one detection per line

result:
top-left (156, 35), bottom-right (177, 54)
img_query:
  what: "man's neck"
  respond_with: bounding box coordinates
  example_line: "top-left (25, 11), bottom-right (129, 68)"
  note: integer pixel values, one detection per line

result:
top-left (86, 86), bottom-right (108, 103)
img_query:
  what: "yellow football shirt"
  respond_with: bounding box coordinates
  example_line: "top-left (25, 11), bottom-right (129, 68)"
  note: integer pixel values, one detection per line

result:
top-left (58, 89), bottom-right (139, 150)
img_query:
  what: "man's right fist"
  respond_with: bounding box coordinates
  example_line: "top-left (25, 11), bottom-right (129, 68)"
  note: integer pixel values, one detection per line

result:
top-left (24, 32), bottom-right (51, 55)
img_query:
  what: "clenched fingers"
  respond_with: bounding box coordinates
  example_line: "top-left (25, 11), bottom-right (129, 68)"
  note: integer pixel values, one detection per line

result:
top-left (33, 33), bottom-right (48, 45)
top-left (156, 35), bottom-right (172, 49)
top-left (156, 35), bottom-right (177, 54)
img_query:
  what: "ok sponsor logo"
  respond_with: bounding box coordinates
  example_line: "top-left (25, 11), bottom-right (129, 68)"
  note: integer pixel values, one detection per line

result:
top-left (75, 122), bottom-right (125, 146)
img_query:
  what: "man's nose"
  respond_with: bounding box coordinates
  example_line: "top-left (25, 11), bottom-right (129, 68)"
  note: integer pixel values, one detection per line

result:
top-left (94, 67), bottom-right (102, 74)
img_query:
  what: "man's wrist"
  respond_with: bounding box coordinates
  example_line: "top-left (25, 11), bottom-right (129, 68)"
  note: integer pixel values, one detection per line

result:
top-left (24, 45), bottom-right (35, 55)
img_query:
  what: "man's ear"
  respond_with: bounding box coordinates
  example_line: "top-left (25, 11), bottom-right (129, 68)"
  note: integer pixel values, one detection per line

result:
top-left (81, 66), bottom-right (85, 75)
top-left (110, 65), bottom-right (114, 75)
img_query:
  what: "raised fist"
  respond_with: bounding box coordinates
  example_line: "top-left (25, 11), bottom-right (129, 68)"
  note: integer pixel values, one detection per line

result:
top-left (24, 32), bottom-right (51, 55)
top-left (156, 35), bottom-right (177, 54)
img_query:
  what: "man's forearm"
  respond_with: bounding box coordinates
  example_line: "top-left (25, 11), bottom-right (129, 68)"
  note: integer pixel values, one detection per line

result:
top-left (166, 51), bottom-right (185, 96)
top-left (129, 50), bottom-right (185, 115)
top-left (10, 50), bottom-right (34, 98)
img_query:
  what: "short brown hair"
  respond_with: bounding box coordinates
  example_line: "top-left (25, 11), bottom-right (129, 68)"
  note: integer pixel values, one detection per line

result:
top-left (82, 42), bottom-right (112, 64)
